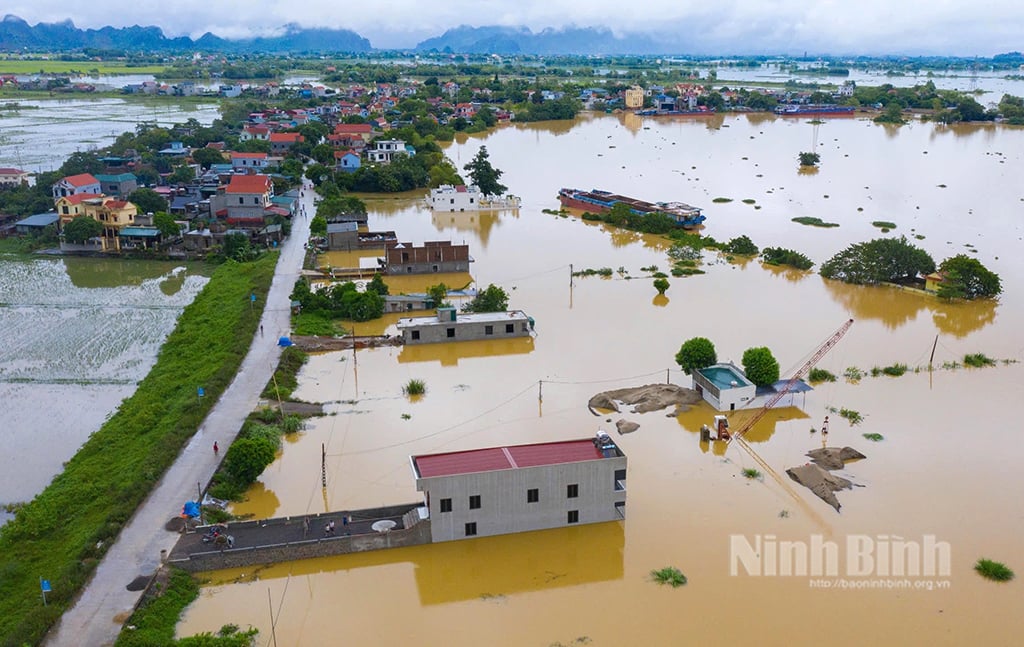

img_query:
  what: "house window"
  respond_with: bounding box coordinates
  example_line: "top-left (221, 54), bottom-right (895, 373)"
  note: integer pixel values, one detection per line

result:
top-left (505, 323), bottom-right (514, 334)
top-left (411, 330), bottom-right (420, 341)
top-left (447, 328), bottom-right (455, 338)
top-left (238, 197), bottom-right (244, 204)
top-left (469, 494), bottom-right (481, 509)
top-left (568, 510), bottom-right (579, 524)
top-left (465, 522), bottom-right (477, 536)
top-left (450, 198), bottom-right (455, 204)
top-left (485, 325), bottom-right (493, 335)
top-left (254, 197), bottom-right (259, 204)
top-left (62, 206), bottom-right (69, 215)
top-left (469, 198), bottom-right (474, 204)
top-left (439, 498), bottom-right (452, 513)
top-left (432, 265), bottom-right (439, 272)
top-left (567, 484), bottom-right (579, 499)
top-left (527, 488), bottom-right (539, 503)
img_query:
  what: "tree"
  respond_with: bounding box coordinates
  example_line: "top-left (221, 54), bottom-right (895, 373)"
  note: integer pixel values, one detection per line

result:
top-left (367, 273), bottom-right (389, 296)
top-left (820, 236), bottom-right (935, 285)
top-left (742, 347), bottom-right (780, 387)
top-left (874, 102), bottom-right (906, 124)
top-left (936, 254), bottom-right (1002, 300)
top-left (309, 215), bottom-right (327, 236)
top-left (168, 164), bottom-right (195, 185)
top-left (311, 143), bottom-right (335, 166)
top-left (798, 152), bottom-right (820, 167)
top-left (426, 283), bottom-right (451, 309)
top-left (223, 232), bottom-right (254, 262)
top-left (463, 146), bottom-right (507, 197)
top-left (62, 216), bottom-right (102, 243)
top-left (224, 436), bottom-right (278, 485)
top-left (128, 188), bottom-right (168, 215)
top-left (724, 235), bottom-right (758, 255)
top-left (653, 277), bottom-right (670, 294)
top-left (191, 147), bottom-right (225, 170)
top-left (152, 212), bottom-right (180, 238)
top-left (463, 284), bottom-right (509, 313)
top-left (675, 337), bottom-right (717, 375)
top-left (59, 151), bottom-right (104, 177)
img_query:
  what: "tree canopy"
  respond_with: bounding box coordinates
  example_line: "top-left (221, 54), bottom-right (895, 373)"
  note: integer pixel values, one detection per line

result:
top-left (742, 347), bottom-right (781, 387)
top-left (128, 188), bottom-right (168, 215)
top-left (820, 236), bottom-right (935, 285)
top-left (936, 254), bottom-right (1002, 300)
top-left (463, 284), bottom-right (509, 313)
top-left (62, 216), bottom-right (103, 243)
top-left (152, 212), bottom-right (180, 238)
top-left (464, 146), bottom-right (507, 197)
top-left (675, 337), bottom-right (717, 375)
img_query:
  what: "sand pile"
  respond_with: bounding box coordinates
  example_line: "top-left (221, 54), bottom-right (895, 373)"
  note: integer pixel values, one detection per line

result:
top-left (806, 446), bottom-right (866, 470)
top-left (786, 464), bottom-right (853, 512)
top-left (588, 384), bottom-right (702, 414)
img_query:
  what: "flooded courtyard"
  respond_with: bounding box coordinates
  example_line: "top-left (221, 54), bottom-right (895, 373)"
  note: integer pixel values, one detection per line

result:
top-left (162, 113), bottom-right (1018, 642)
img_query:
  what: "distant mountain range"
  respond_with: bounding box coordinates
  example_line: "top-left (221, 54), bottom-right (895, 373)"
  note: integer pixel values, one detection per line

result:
top-left (0, 15), bottom-right (371, 53)
top-left (413, 25), bottom-right (666, 55)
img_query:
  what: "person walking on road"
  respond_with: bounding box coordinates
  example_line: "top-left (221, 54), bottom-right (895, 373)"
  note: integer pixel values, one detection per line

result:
top-left (213, 441), bottom-right (219, 454)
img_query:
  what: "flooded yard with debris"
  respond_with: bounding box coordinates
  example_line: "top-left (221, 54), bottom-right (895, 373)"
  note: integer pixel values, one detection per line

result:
top-left (0, 256), bottom-right (210, 522)
top-left (172, 112), bottom-right (1022, 643)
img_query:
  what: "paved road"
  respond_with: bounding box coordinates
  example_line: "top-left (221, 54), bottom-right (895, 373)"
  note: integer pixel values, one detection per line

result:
top-left (46, 183), bottom-right (315, 647)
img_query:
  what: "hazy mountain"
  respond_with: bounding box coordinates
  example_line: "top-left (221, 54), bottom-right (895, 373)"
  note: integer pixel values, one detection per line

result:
top-left (415, 25), bottom-right (666, 55)
top-left (0, 15), bottom-right (371, 53)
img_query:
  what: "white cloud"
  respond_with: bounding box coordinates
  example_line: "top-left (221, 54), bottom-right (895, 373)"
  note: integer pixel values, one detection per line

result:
top-left (3, 0), bottom-right (1023, 54)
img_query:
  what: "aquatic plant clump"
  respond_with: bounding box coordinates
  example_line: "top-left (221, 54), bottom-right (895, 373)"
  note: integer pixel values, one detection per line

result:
top-left (975, 558), bottom-right (1014, 582)
top-left (808, 368), bottom-right (837, 383)
top-left (792, 216), bottom-right (840, 228)
top-left (651, 566), bottom-right (688, 587)
top-left (742, 468), bottom-right (762, 479)
top-left (403, 378), bottom-right (427, 396)
top-left (963, 353), bottom-right (997, 368)
top-left (862, 433), bottom-right (885, 442)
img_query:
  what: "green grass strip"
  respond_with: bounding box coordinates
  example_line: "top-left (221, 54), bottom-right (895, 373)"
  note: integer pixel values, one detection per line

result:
top-left (0, 254), bottom-right (277, 646)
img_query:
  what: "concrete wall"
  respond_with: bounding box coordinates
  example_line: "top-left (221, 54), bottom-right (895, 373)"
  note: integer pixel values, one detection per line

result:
top-left (401, 317), bottom-right (530, 345)
top-left (386, 241), bottom-right (469, 274)
top-left (419, 457), bottom-right (627, 542)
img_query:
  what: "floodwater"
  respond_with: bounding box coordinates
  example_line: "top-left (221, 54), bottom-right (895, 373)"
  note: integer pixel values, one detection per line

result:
top-left (0, 256), bottom-right (210, 521)
top-left (0, 97), bottom-right (219, 171)
top-left (178, 113), bottom-right (1024, 644)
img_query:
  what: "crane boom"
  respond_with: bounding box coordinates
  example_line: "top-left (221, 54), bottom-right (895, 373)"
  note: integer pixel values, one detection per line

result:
top-left (729, 319), bottom-right (853, 443)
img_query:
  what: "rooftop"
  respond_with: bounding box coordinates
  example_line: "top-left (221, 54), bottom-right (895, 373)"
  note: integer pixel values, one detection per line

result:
top-left (231, 152), bottom-right (268, 159)
top-left (16, 212), bottom-right (59, 227)
top-left (396, 309), bottom-right (529, 329)
top-left (0, 167), bottom-right (27, 175)
top-left (225, 175), bottom-right (272, 194)
top-left (412, 436), bottom-right (623, 479)
top-left (62, 173), bottom-right (99, 187)
top-left (94, 173), bottom-right (136, 182)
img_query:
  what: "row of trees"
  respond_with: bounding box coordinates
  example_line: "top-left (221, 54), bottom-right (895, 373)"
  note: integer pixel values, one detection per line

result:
top-left (289, 276), bottom-right (387, 322)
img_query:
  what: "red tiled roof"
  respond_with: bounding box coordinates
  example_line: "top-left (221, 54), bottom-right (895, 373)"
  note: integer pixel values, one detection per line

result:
top-left (58, 193), bottom-right (101, 205)
top-left (63, 173), bottom-right (99, 187)
top-left (270, 132), bottom-right (303, 143)
top-left (0, 167), bottom-right (26, 174)
top-left (333, 149), bottom-right (358, 158)
top-left (225, 175), bottom-right (271, 194)
top-left (334, 123), bottom-right (372, 134)
top-left (414, 439), bottom-right (604, 478)
top-left (105, 200), bottom-right (130, 209)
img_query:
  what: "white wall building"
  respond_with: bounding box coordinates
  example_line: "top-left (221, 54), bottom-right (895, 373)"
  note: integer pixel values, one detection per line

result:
top-left (693, 362), bottom-right (813, 411)
top-left (411, 433), bottom-right (627, 542)
top-left (397, 308), bottom-right (532, 345)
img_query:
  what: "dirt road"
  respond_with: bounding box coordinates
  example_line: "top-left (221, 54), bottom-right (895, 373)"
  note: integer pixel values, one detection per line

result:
top-left (45, 183), bottom-right (314, 647)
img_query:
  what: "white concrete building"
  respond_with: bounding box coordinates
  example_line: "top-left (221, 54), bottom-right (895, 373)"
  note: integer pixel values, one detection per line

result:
top-left (693, 362), bottom-right (813, 411)
top-left (366, 139), bottom-right (413, 164)
top-left (428, 184), bottom-right (482, 211)
top-left (396, 308), bottom-right (533, 345)
top-left (411, 433), bottom-right (627, 542)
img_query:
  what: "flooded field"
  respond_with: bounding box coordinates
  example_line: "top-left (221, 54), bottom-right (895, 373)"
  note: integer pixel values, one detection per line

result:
top-left (0, 97), bottom-right (219, 171)
top-left (174, 113), bottom-right (1024, 644)
top-left (0, 256), bottom-right (210, 519)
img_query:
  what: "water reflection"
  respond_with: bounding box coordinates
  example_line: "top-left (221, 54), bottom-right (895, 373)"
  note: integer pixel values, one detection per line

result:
top-left (62, 257), bottom-right (204, 289)
top-left (430, 209), bottom-right (508, 248)
top-left (824, 280), bottom-right (997, 336)
top-left (398, 336), bottom-right (535, 365)
top-left (763, 263), bottom-right (813, 283)
top-left (652, 294), bottom-right (669, 307)
top-left (677, 404), bottom-right (811, 446)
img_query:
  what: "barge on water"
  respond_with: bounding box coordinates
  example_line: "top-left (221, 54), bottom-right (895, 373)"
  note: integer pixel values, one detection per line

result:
top-left (558, 188), bottom-right (705, 229)
top-left (774, 104), bottom-right (855, 117)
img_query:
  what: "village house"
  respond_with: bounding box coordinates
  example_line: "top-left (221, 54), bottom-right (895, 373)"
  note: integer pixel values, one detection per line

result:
top-left (230, 152), bottom-right (270, 173)
top-left (692, 362), bottom-right (812, 412)
top-left (411, 432), bottom-right (627, 542)
top-left (158, 141), bottom-right (190, 157)
top-left (55, 195), bottom-right (139, 251)
top-left (333, 149), bottom-right (362, 173)
top-left (427, 184), bottom-right (482, 211)
top-left (269, 132), bottom-right (304, 155)
top-left (93, 173), bottom-right (138, 197)
top-left (240, 124), bottom-right (271, 141)
top-left (333, 123), bottom-right (376, 144)
top-left (51, 173), bottom-right (101, 200)
top-left (385, 240), bottom-right (470, 274)
top-left (397, 307), bottom-right (533, 345)
top-left (0, 167), bottom-right (30, 188)
top-left (326, 221), bottom-right (396, 252)
top-left (14, 212), bottom-right (59, 236)
top-left (367, 139), bottom-right (414, 165)
top-left (219, 174), bottom-right (273, 228)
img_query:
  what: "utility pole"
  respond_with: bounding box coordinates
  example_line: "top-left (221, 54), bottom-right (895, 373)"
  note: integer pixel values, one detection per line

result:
top-left (928, 334), bottom-right (938, 371)
top-left (321, 443), bottom-right (327, 488)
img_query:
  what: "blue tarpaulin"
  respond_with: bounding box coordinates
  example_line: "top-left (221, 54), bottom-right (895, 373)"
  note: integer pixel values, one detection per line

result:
top-left (182, 501), bottom-right (201, 518)
top-left (278, 336), bottom-right (293, 347)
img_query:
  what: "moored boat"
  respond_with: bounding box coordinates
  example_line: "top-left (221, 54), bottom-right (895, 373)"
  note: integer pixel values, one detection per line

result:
top-left (557, 188), bottom-right (705, 229)
top-left (774, 104), bottom-right (856, 116)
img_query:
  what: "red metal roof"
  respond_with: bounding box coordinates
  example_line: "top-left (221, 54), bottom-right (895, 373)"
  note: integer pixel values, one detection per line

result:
top-left (63, 173), bottom-right (99, 187)
top-left (226, 175), bottom-right (271, 194)
top-left (414, 439), bottom-right (605, 478)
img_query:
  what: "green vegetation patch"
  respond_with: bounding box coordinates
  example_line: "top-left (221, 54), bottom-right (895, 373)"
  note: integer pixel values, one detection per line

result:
top-left (403, 378), bottom-right (427, 396)
top-left (742, 468), bottom-right (762, 480)
top-left (572, 267), bottom-right (614, 278)
top-left (792, 216), bottom-right (840, 228)
top-left (262, 346), bottom-right (309, 401)
top-left (963, 353), bottom-right (997, 368)
top-left (871, 221), bottom-right (897, 230)
top-left (808, 368), bottom-right (837, 383)
top-left (291, 311), bottom-right (344, 336)
top-left (650, 566), bottom-right (688, 587)
top-left (0, 254), bottom-right (276, 645)
top-left (862, 433), bottom-right (885, 442)
top-left (975, 558), bottom-right (1015, 582)
top-left (741, 198), bottom-right (757, 205)
top-left (712, 197), bottom-right (733, 203)
top-left (762, 247), bottom-right (814, 270)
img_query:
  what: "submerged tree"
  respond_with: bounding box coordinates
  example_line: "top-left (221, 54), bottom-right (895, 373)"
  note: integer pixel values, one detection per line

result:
top-left (653, 277), bottom-right (670, 295)
top-left (742, 347), bottom-right (781, 386)
top-left (463, 146), bottom-right (507, 197)
top-left (675, 337), bottom-right (717, 375)
top-left (798, 151), bottom-right (821, 167)
top-left (463, 284), bottom-right (509, 313)
top-left (820, 236), bottom-right (935, 285)
top-left (936, 254), bottom-right (1002, 300)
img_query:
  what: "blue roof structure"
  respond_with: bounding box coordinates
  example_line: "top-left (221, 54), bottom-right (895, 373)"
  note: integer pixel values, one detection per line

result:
top-left (16, 212), bottom-right (59, 227)
top-left (754, 379), bottom-right (814, 398)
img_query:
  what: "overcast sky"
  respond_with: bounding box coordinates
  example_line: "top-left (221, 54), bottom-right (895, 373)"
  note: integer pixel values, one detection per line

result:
top-left (4, 1), bottom-right (1022, 54)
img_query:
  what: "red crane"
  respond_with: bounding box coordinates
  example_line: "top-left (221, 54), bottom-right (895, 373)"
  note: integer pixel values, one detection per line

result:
top-left (722, 319), bottom-right (854, 443)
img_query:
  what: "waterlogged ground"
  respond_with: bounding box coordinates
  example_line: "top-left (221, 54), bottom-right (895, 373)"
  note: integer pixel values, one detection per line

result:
top-left (177, 114), bottom-right (1024, 644)
top-left (0, 97), bottom-right (219, 171)
top-left (0, 256), bottom-right (210, 517)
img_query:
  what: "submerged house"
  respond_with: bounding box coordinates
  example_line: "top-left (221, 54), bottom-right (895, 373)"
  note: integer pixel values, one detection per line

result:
top-left (396, 307), bottom-right (533, 345)
top-left (385, 240), bottom-right (471, 274)
top-left (411, 432), bottom-right (627, 542)
top-left (692, 362), bottom-right (812, 411)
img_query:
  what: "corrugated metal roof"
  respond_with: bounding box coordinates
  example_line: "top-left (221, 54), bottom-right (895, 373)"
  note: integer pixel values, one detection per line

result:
top-left (414, 439), bottom-right (606, 478)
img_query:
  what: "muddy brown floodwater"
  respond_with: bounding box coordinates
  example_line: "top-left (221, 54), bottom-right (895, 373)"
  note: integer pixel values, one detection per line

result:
top-left (178, 114), bottom-right (1024, 644)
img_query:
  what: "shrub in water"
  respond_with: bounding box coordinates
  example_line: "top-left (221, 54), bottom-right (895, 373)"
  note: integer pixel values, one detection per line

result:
top-left (403, 379), bottom-right (427, 396)
top-left (975, 558), bottom-right (1014, 582)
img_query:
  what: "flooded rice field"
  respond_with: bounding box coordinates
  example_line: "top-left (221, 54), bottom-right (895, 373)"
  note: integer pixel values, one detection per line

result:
top-left (0, 97), bottom-right (219, 171)
top-left (0, 256), bottom-right (209, 520)
top-left (173, 113), bottom-right (1022, 643)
